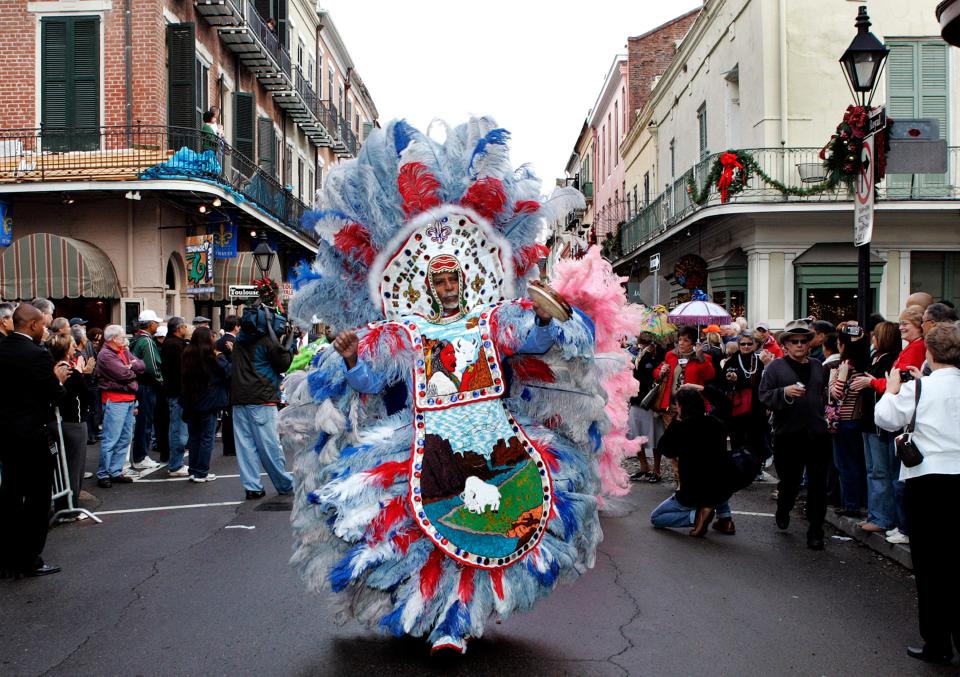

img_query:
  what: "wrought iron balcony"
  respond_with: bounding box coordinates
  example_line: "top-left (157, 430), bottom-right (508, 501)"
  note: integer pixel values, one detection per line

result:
top-left (616, 146), bottom-right (960, 260)
top-left (0, 124), bottom-right (316, 244)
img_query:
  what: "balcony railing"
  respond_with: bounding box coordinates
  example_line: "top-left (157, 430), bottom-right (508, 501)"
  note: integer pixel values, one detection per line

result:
top-left (617, 146), bottom-right (960, 259)
top-left (241, 0), bottom-right (291, 78)
top-left (0, 124), bottom-right (316, 244)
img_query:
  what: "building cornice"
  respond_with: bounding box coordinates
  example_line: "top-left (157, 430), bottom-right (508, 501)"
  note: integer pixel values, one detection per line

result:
top-left (588, 55), bottom-right (627, 128)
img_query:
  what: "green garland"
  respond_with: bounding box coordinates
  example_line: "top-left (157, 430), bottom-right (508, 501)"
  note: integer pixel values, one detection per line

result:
top-left (686, 149), bottom-right (838, 206)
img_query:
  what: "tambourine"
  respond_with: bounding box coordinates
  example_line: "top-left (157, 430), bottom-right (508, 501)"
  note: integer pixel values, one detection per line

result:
top-left (528, 280), bottom-right (572, 322)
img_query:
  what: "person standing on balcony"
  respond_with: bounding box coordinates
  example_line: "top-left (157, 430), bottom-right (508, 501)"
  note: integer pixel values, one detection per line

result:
top-left (129, 310), bottom-right (163, 471)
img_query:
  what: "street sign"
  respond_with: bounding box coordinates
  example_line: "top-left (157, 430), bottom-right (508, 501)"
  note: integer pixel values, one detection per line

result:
top-left (854, 132), bottom-right (875, 247)
top-left (868, 107), bottom-right (886, 134)
top-left (886, 118), bottom-right (948, 174)
top-left (229, 284), bottom-right (259, 299)
top-left (649, 253), bottom-right (660, 272)
top-left (281, 282), bottom-right (293, 300)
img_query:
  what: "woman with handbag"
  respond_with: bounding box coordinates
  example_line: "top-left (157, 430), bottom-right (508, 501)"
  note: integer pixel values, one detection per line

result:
top-left (627, 333), bottom-right (665, 482)
top-left (828, 329), bottom-right (870, 518)
top-left (180, 327), bottom-right (231, 483)
top-left (653, 325), bottom-right (716, 485)
top-left (874, 322), bottom-right (960, 666)
top-left (723, 332), bottom-right (771, 466)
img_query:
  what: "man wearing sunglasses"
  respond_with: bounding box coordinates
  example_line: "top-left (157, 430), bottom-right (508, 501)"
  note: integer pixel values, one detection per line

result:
top-left (759, 319), bottom-right (831, 550)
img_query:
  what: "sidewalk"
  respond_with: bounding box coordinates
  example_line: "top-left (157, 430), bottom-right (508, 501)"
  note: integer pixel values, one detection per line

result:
top-left (824, 512), bottom-right (913, 570)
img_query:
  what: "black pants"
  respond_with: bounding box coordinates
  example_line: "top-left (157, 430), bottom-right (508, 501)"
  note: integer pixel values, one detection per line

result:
top-left (773, 430), bottom-right (831, 534)
top-left (154, 391), bottom-right (170, 463)
top-left (220, 407), bottom-right (235, 456)
top-left (0, 433), bottom-right (54, 573)
top-left (905, 474), bottom-right (960, 655)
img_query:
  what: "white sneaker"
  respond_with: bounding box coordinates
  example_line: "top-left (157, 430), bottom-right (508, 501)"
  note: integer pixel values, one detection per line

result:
top-left (886, 531), bottom-right (910, 545)
top-left (189, 474), bottom-right (217, 483)
top-left (885, 527), bottom-right (900, 538)
top-left (167, 466), bottom-right (190, 477)
top-left (131, 457), bottom-right (160, 470)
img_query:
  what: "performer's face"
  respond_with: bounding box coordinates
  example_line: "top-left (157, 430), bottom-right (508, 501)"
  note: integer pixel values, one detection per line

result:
top-left (432, 271), bottom-right (461, 313)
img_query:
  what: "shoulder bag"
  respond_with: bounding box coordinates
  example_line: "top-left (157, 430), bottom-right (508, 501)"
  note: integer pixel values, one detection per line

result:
top-left (894, 380), bottom-right (924, 468)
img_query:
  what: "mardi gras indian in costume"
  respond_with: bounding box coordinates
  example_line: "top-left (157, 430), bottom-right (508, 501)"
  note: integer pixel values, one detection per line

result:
top-left (279, 117), bottom-right (632, 654)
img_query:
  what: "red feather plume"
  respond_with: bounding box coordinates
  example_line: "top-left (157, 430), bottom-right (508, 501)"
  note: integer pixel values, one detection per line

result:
top-left (358, 323), bottom-right (407, 360)
top-left (391, 528), bottom-right (421, 555)
top-left (531, 437), bottom-right (560, 472)
top-left (368, 460), bottom-right (408, 488)
top-left (419, 547), bottom-right (445, 599)
top-left (458, 566), bottom-right (476, 604)
top-left (333, 223), bottom-right (376, 267)
top-left (513, 243), bottom-right (550, 277)
top-left (460, 177), bottom-right (507, 220)
top-left (510, 355), bottom-right (556, 383)
top-left (513, 200), bottom-right (540, 214)
top-left (369, 495), bottom-right (409, 541)
top-left (398, 162), bottom-right (442, 217)
top-left (489, 568), bottom-right (505, 600)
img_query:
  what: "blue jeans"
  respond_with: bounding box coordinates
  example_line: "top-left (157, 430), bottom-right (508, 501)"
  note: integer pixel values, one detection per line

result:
top-left (232, 404), bottom-right (293, 493)
top-left (167, 397), bottom-right (189, 471)
top-left (863, 431), bottom-right (897, 529)
top-left (131, 382), bottom-right (157, 463)
top-left (650, 493), bottom-right (731, 529)
top-left (186, 412), bottom-right (217, 478)
top-left (832, 420), bottom-right (866, 511)
top-left (98, 399), bottom-right (135, 479)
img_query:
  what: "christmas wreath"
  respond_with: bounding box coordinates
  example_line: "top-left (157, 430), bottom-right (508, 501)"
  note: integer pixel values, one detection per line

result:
top-left (674, 254), bottom-right (707, 290)
top-left (253, 276), bottom-right (285, 313)
top-left (820, 105), bottom-right (892, 191)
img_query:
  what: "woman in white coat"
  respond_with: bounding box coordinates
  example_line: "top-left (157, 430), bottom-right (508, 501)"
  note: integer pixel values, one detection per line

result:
top-left (875, 322), bottom-right (960, 666)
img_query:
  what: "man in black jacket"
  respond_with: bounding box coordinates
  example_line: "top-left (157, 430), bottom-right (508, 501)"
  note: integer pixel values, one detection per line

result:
top-left (759, 319), bottom-right (830, 550)
top-left (160, 317), bottom-right (190, 476)
top-left (0, 304), bottom-right (70, 578)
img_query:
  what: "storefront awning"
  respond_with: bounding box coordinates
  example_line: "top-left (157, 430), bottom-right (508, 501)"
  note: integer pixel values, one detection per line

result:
top-left (203, 251), bottom-right (283, 302)
top-left (794, 243), bottom-right (883, 265)
top-left (794, 243), bottom-right (884, 288)
top-left (0, 232), bottom-right (121, 300)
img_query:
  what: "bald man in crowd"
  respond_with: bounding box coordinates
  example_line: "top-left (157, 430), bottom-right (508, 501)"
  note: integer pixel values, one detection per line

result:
top-left (0, 304), bottom-right (70, 578)
top-left (905, 291), bottom-right (933, 311)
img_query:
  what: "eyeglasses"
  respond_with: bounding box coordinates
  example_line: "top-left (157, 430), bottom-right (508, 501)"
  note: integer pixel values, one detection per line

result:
top-left (786, 338), bottom-right (809, 345)
top-left (738, 342), bottom-right (754, 347)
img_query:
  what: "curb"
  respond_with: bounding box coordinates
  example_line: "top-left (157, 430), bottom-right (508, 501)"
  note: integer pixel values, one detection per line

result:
top-left (824, 512), bottom-right (913, 570)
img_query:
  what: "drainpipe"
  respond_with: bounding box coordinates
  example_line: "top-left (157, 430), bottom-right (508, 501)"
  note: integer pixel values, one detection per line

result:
top-left (124, 0), bottom-right (133, 141)
top-left (126, 200), bottom-right (135, 298)
top-left (778, 0), bottom-right (789, 182)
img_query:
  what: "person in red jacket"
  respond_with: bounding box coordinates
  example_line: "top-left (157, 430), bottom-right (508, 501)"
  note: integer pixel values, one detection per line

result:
top-left (754, 321), bottom-right (784, 359)
top-left (851, 305), bottom-right (926, 395)
top-left (653, 325), bottom-right (716, 484)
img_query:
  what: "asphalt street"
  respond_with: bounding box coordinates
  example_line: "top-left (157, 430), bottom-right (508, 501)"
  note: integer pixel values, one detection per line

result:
top-left (1, 444), bottom-right (954, 677)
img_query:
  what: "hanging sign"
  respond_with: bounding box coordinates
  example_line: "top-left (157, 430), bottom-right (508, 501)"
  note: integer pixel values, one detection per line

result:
top-left (854, 133), bottom-right (875, 247)
top-left (185, 234), bottom-right (215, 294)
top-left (211, 220), bottom-right (238, 259)
top-left (0, 200), bottom-right (12, 248)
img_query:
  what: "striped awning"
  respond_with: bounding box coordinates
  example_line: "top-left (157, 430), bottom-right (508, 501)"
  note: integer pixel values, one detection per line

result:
top-left (204, 251), bottom-right (283, 302)
top-left (0, 233), bottom-right (121, 300)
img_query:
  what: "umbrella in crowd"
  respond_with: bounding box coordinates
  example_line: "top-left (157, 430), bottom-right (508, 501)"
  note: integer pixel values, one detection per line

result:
top-left (638, 304), bottom-right (677, 338)
top-left (668, 290), bottom-right (732, 327)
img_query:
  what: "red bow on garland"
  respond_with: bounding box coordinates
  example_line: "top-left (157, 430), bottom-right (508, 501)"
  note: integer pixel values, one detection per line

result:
top-left (717, 152), bottom-right (744, 204)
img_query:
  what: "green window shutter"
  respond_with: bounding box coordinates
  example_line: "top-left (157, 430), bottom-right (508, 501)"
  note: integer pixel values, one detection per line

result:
top-left (41, 16), bottom-right (100, 151)
top-left (233, 92), bottom-right (255, 164)
top-left (166, 23), bottom-right (197, 150)
top-left (257, 116), bottom-right (276, 178)
top-left (886, 42), bottom-right (916, 119)
top-left (919, 42), bottom-right (948, 138)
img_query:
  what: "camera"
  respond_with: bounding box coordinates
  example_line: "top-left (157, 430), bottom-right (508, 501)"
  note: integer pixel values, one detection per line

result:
top-left (842, 325), bottom-right (863, 337)
top-left (899, 370), bottom-right (914, 382)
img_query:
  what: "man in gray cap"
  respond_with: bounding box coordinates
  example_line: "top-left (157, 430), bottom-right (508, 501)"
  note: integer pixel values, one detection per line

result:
top-left (759, 318), bottom-right (831, 551)
top-left (192, 316), bottom-right (212, 327)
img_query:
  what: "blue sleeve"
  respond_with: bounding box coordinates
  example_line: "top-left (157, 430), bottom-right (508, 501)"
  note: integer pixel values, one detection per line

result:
top-left (345, 360), bottom-right (388, 394)
top-left (517, 319), bottom-right (560, 355)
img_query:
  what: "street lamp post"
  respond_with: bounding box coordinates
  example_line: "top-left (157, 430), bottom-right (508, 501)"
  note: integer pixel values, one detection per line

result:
top-left (252, 232), bottom-right (275, 278)
top-left (839, 6), bottom-right (889, 328)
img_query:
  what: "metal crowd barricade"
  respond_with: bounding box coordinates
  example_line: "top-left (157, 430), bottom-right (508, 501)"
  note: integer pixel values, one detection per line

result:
top-left (50, 407), bottom-right (102, 524)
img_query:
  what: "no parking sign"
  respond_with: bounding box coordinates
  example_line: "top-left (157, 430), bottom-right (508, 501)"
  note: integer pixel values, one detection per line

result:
top-left (854, 133), bottom-right (875, 247)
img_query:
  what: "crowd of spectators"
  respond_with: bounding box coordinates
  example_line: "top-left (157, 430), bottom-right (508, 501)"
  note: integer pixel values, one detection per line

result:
top-left (625, 291), bottom-right (960, 665)
top-left (0, 299), bottom-right (301, 579)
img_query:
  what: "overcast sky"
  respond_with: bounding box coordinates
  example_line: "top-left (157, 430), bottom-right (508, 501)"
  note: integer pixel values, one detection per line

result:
top-left (323, 0), bottom-right (702, 188)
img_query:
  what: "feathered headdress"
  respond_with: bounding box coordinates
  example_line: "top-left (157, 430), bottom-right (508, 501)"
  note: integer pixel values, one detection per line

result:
top-left (289, 117), bottom-right (584, 330)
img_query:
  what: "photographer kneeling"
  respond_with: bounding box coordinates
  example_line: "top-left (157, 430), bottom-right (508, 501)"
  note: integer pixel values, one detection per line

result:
top-left (874, 322), bottom-right (960, 665)
top-left (650, 386), bottom-right (735, 537)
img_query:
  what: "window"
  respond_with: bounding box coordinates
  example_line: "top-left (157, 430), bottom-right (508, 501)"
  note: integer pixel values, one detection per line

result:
top-left (669, 138), bottom-right (676, 177)
top-left (298, 156), bottom-right (305, 200)
top-left (196, 59), bottom-right (210, 126)
top-left (697, 103), bottom-right (707, 159)
top-left (257, 116), bottom-right (276, 177)
top-left (307, 168), bottom-right (315, 203)
top-left (614, 101), bottom-right (619, 166)
top-left (328, 67), bottom-right (334, 102)
top-left (297, 40), bottom-right (304, 69)
top-left (622, 85), bottom-right (627, 129)
top-left (41, 15), bottom-right (101, 151)
top-left (643, 172), bottom-right (650, 207)
top-left (165, 22), bottom-right (196, 151)
top-left (307, 56), bottom-right (315, 88)
top-left (284, 142), bottom-right (294, 186)
top-left (338, 85), bottom-right (345, 116)
top-left (233, 92), bottom-right (254, 163)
